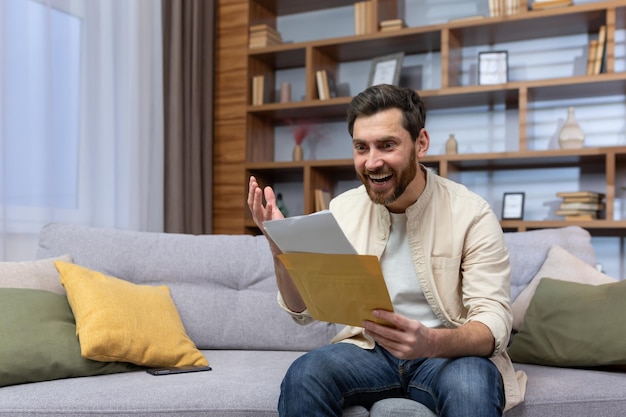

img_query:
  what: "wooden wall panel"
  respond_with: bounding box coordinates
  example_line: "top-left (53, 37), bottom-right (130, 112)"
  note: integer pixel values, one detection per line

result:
top-left (214, 0), bottom-right (249, 234)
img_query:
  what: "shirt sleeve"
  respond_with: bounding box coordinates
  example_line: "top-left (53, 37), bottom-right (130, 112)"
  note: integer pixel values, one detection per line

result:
top-left (276, 291), bottom-right (315, 325)
top-left (462, 206), bottom-right (513, 356)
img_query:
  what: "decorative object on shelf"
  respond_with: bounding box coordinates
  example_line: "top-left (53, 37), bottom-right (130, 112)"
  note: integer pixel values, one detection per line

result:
top-left (276, 193), bottom-right (289, 217)
top-left (251, 75), bottom-right (266, 105)
top-left (478, 51), bottom-right (508, 85)
top-left (502, 192), bottom-right (525, 220)
top-left (292, 143), bottom-right (303, 161)
top-left (368, 53), bottom-right (404, 87)
top-left (290, 121), bottom-right (312, 161)
top-left (558, 107), bottom-right (585, 149)
top-left (445, 134), bottom-right (458, 154)
top-left (280, 82), bottom-right (291, 103)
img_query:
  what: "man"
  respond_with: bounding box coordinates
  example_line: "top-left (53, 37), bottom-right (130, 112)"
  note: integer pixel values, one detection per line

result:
top-left (248, 84), bottom-right (525, 416)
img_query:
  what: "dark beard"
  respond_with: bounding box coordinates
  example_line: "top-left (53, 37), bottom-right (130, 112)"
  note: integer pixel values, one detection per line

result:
top-left (360, 150), bottom-right (418, 206)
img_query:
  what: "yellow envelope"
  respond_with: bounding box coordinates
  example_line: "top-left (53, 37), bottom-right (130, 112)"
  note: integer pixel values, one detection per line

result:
top-left (277, 253), bottom-right (394, 327)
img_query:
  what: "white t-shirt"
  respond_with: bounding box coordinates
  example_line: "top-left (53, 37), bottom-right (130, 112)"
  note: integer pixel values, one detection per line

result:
top-left (380, 212), bottom-right (442, 328)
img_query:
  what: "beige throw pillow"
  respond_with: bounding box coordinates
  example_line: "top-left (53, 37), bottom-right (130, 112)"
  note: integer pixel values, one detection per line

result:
top-left (0, 255), bottom-right (72, 294)
top-left (511, 244), bottom-right (615, 331)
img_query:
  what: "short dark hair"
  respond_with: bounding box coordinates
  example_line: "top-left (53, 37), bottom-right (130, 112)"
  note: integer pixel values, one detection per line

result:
top-left (347, 84), bottom-right (427, 142)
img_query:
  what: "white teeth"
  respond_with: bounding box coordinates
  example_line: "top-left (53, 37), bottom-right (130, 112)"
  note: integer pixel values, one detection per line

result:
top-left (369, 173), bottom-right (390, 180)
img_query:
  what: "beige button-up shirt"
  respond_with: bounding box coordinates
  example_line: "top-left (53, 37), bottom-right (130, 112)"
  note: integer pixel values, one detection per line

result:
top-left (279, 168), bottom-right (526, 411)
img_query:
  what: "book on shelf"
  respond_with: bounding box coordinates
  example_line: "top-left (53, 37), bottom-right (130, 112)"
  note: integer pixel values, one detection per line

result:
top-left (379, 18), bottom-right (406, 32)
top-left (556, 191), bottom-right (605, 200)
top-left (488, 0), bottom-right (501, 17)
top-left (505, 0), bottom-right (525, 15)
top-left (555, 211), bottom-right (598, 221)
top-left (531, 0), bottom-right (573, 11)
top-left (314, 189), bottom-right (332, 212)
top-left (489, 0), bottom-right (525, 17)
top-left (559, 202), bottom-right (605, 211)
top-left (315, 70), bottom-right (329, 100)
top-left (315, 69), bottom-right (336, 100)
top-left (354, 0), bottom-right (374, 35)
top-left (586, 39), bottom-right (599, 75)
top-left (558, 195), bottom-right (604, 203)
top-left (593, 25), bottom-right (607, 75)
top-left (248, 24), bottom-right (282, 49)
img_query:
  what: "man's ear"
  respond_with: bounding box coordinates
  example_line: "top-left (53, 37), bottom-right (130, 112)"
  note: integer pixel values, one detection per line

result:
top-left (416, 128), bottom-right (430, 157)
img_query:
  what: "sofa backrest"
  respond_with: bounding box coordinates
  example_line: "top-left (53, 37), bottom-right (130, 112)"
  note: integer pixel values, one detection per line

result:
top-left (36, 223), bottom-right (340, 351)
top-left (504, 226), bottom-right (596, 301)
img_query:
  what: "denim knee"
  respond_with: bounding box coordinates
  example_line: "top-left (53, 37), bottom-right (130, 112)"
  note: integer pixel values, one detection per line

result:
top-left (408, 357), bottom-right (504, 417)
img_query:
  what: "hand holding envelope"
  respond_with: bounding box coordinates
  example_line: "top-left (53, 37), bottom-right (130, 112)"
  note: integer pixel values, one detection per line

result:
top-left (263, 211), bottom-right (394, 327)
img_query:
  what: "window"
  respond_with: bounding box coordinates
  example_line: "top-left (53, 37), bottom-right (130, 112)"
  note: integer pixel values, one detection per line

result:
top-left (1, 0), bottom-right (82, 212)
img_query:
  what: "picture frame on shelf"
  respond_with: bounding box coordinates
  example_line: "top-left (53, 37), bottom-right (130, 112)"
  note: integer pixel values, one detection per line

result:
top-left (478, 51), bottom-right (508, 85)
top-left (368, 52), bottom-right (404, 87)
top-left (502, 192), bottom-right (525, 220)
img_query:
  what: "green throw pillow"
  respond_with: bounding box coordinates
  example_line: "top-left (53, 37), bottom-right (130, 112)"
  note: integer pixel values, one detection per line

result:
top-left (508, 278), bottom-right (626, 368)
top-left (0, 288), bottom-right (140, 387)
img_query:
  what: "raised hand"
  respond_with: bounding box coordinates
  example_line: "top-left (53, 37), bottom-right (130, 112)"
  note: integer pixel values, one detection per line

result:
top-left (247, 175), bottom-right (285, 231)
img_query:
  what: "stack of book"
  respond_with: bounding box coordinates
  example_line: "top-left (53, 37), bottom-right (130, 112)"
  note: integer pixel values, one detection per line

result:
top-left (586, 25), bottom-right (607, 75)
top-left (488, 0), bottom-right (526, 17)
top-left (555, 191), bottom-right (605, 221)
top-left (379, 19), bottom-right (406, 32)
top-left (531, 0), bottom-right (573, 11)
top-left (248, 24), bottom-right (282, 49)
top-left (354, 1), bottom-right (375, 35)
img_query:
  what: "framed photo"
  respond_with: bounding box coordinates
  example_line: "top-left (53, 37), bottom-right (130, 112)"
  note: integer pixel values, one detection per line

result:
top-left (502, 192), bottom-right (525, 220)
top-left (478, 51), bottom-right (508, 85)
top-left (368, 53), bottom-right (404, 87)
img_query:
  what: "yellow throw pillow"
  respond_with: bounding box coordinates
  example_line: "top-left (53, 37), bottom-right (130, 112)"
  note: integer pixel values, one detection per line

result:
top-left (55, 261), bottom-right (207, 368)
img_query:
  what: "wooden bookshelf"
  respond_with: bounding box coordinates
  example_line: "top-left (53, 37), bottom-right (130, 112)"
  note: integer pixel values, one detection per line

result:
top-left (213, 0), bottom-right (626, 243)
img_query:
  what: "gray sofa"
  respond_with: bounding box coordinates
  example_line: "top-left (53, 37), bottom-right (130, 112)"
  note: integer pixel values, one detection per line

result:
top-left (0, 223), bottom-right (624, 416)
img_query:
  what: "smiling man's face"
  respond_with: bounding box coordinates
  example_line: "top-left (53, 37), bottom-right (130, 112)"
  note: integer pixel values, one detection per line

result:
top-left (352, 108), bottom-right (428, 213)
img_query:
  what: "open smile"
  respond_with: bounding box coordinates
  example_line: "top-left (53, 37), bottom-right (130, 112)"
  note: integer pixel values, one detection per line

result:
top-left (368, 173), bottom-right (393, 184)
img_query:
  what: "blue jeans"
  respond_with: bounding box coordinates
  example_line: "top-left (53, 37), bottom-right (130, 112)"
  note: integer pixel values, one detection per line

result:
top-left (278, 343), bottom-right (504, 417)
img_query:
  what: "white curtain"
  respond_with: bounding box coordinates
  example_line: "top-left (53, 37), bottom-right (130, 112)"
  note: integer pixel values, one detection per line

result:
top-left (0, 0), bottom-right (164, 261)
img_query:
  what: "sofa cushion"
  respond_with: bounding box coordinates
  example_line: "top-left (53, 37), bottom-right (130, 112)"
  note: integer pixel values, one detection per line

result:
top-left (0, 347), bottom-right (369, 417)
top-left (0, 288), bottom-right (138, 388)
top-left (511, 244), bottom-right (616, 331)
top-left (0, 254), bottom-right (72, 294)
top-left (504, 226), bottom-right (596, 301)
top-left (37, 223), bottom-right (339, 351)
top-left (508, 278), bottom-right (626, 367)
top-left (56, 261), bottom-right (207, 368)
top-left (507, 363), bottom-right (626, 417)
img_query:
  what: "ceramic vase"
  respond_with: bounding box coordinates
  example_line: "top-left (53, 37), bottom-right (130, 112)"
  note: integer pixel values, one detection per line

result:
top-left (292, 144), bottom-right (303, 161)
top-left (445, 134), bottom-right (458, 154)
top-left (558, 107), bottom-right (585, 149)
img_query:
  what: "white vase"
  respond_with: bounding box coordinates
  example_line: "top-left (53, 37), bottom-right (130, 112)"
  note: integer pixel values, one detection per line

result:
top-left (558, 107), bottom-right (585, 149)
top-left (445, 134), bottom-right (458, 154)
